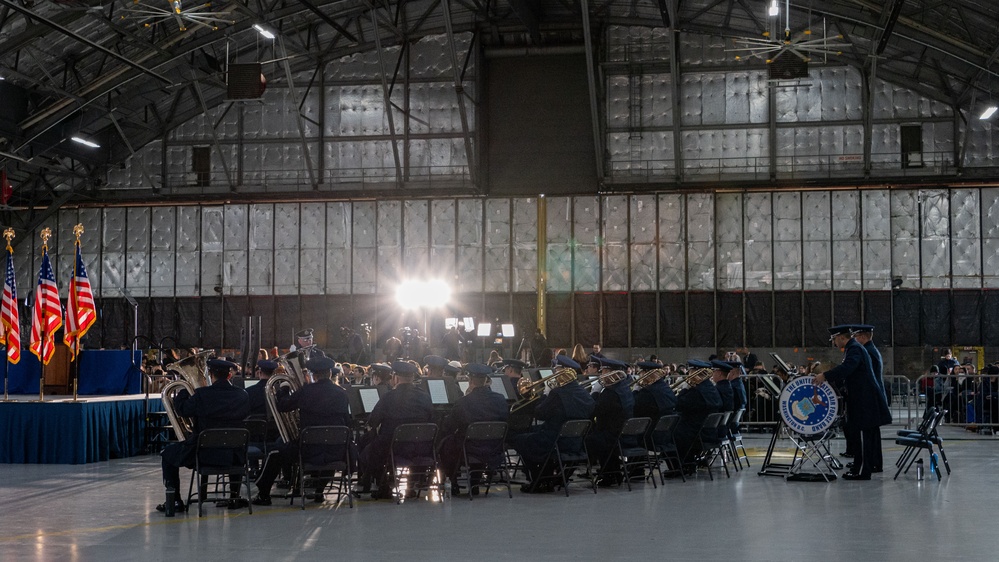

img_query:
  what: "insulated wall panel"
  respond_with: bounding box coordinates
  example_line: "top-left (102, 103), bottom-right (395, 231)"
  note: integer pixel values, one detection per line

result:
top-left (950, 189), bottom-right (981, 289)
top-left (686, 193), bottom-right (714, 290)
top-left (630, 195), bottom-right (657, 291)
top-left (602, 196), bottom-right (629, 291)
top-left (921, 190), bottom-right (950, 289)
top-left (376, 201), bottom-right (402, 292)
top-left (659, 194), bottom-right (686, 290)
top-left (983, 189), bottom-right (999, 289)
top-left (457, 199), bottom-right (484, 293)
top-left (773, 192), bottom-right (802, 290)
top-left (547, 197), bottom-right (573, 293)
top-left (273, 204), bottom-right (299, 295)
top-left (484, 199), bottom-right (511, 292)
top-left (891, 191), bottom-right (921, 287)
top-left (352, 202), bottom-right (377, 294)
top-left (802, 192), bottom-right (831, 289)
top-left (149, 207), bottom-right (176, 297)
top-left (248, 204), bottom-right (274, 295)
top-left (299, 203), bottom-right (325, 294)
top-left (744, 193), bottom-right (773, 289)
top-left (715, 193), bottom-right (743, 289)
top-left (573, 197), bottom-right (600, 291)
top-left (102, 208), bottom-right (127, 301)
top-left (430, 200), bottom-right (456, 286)
top-left (126, 208), bottom-right (151, 297)
top-left (175, 207), bottom-right (200, 296)
top-left (326, 202), bottom-right (352, 295)
top-left (831, 191), bottom-right (861, 290)
top-left (512, 198), bottom-right (538, 292)
top-left (862, 190), bottom-right (891, 289)
top-left (403, 200), bottom-right (430, 274)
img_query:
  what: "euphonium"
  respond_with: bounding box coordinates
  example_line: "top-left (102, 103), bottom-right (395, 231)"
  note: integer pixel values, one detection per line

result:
top-left (276, 349), bottom-right (310, 387)
top-left (670, 367), bottom-right (712, 393)
top-left (161, 350), bottom-right (214, 441)
top-left (632, 368), bottom-right (666, 389)
top-left (265, 373), bottom-right (302, 443)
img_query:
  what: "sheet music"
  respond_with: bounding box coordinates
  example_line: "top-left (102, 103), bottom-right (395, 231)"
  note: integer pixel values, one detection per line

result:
top-left (359, 388), bottom-right (380, 412)
top-left (489, 377), bottom-right (508, 399)
top-left (427, 379), bottom-right (450, 405)
top-left (458, 381), bottom-right (469, 394)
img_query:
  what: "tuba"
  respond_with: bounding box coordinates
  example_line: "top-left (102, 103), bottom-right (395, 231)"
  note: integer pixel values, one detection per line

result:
top-left (161, 350), bottom-right (214, 441)
top-left (266, 349), bottom-right (310, 442)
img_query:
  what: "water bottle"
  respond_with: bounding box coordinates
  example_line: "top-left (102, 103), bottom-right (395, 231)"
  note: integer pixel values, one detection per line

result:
top-left (915, 458), bottom-right (924, 480)
top-left (930, 453), bottom-right (938, 475)
top-left (165, 488), bottom-right (176, 517)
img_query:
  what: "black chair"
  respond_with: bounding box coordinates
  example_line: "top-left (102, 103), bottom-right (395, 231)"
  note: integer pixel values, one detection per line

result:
top-left (244, 418), bottom-right (269, 480)
top-left (727, 408), bottom-right (750, 469)
top-left (600, 417), bottom-right (654, 491)
top-left (649, 414), bottom-right (685, 484)
top-left (389, 423), bottom-right (441, 504)
top-left (894, 408), bottom-right (950, 481)
top-left (457, 421), bottom-right (513, 500)
top-left (296, 425), bottom-right (354, 509)
top-left (186, 428), bottom-right (253, 517)
top-left (694, 412), bottom-right (730, 480)
top-left (535, 419), bottom-right (595, 497)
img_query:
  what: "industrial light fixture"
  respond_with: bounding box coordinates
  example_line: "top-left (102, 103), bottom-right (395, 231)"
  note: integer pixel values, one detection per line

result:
top-left (70, 136), bottom-right (100, 149)
top-left (768, 0), bottom-right (779, 17)
top-left (253, 24), bottom-right (275, 40)
top-left (979, 106), bottom-right (998, 120)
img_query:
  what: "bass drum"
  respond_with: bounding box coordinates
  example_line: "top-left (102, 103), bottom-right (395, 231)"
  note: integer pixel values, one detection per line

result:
top-left (778, 375), bottom-right (839, 436)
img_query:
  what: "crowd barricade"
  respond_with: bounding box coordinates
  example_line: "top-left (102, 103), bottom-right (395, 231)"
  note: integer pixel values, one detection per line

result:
top-left (912, 374), bottom-right (999, 434)
top-left (884, 375), bottom-right (915, 428)
top-left (739, 374), bottom-right (787, 430)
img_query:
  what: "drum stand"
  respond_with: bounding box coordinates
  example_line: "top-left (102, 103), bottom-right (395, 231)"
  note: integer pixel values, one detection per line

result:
top-left (785, 428), bottom-right (839, 482)
top-left (757, 418), bottom-right (794, 477)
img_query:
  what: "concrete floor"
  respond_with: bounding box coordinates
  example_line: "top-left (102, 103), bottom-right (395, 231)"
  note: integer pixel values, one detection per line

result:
top-left (0, 430), bottom-right (995, 562)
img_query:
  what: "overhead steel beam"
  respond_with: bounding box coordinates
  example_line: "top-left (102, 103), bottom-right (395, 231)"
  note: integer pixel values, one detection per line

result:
top-left (873, 0), bottom-right (906, 56)
top-left (0, 0), bottom-right (171, 86)
top-left (665, 0), bottom-right (683, 182)
top-left (295, 0), bottom-right (359, 43)
top-left (580, 0), bottom-right (605, 181)
top-left (441, 0), bottom-right (477, 188)
top-left (366, 1), bottom-right (403, 186)
top-left (507, 0), bottom-right (541, 44)
top-left (190, 78), bottom-right (235, 190)
top-left (278, 35), bottom-right (318, 189)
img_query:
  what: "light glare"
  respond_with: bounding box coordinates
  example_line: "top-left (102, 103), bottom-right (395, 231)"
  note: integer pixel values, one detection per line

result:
top-left (980, 106), bottom-right (998, 120)
top-left (395, 279), bottom-right (451, 309)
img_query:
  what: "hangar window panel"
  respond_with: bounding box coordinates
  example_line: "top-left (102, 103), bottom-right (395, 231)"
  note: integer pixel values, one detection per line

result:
top-left (743, 193), bottom-right (773, 290)
top-left (862, 191), bottom-right (891, 289)
top-left (983, 189), bottom-right (999, 289)
top-left (352, 202), bottom-right (377, 294)
top-left (602, 195), bottom-right (629, 291)
top-left (485, 199), bottom-right (511, 293)
top-left (457, 199), bottom-right (484, 293)
top-left (299, 204), bottom-right (326, 294)
top-left (404, 200), bottom-right (430, 275)
top-left (950, 189), bottom-right (981, 289)
top-left (376, 200), bottom-right (402, 292)
top-left (273, 204), bottom-right (300, 295)
top-left (248, 205), bottom-right (274, 296)
top-left (574, 197), bottom-right (600, 291)
top-left (325, 202), bottom-right (352, 295)
top-left (891, 191), bottom-right (921, 287)
top-left (430, 200), bottom-right (456, 288)
top-left (920, 190), bottom-right (951, 289)
top-left (658, 194), bottom-right (686, 290)
top-left (831, 192), bottom-right (861, 290)
top-left (715, 193), bottom-right (743, 290)
top-left (772, 192), bottom-right (802, 290)
top-left (686, 193), bottom-right (715, 290)
top-left (512, 198), bottom-right (538, 292)
top-left (802, 192), bottom-right (831, 289)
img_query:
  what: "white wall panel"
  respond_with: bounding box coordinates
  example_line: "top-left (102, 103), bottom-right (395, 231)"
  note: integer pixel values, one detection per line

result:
top-left (802, 192), bottom-right (831, 289)
top-left (921, 190), bottom-right (951, 289)
top-left (326, 202), bottom-right (352, 295)
top-left (247, 205), bottom-right (274, 295)
top-left (300, 203), bottom-right (326, 294)
top-left (659, 193), bottom-right (685, 290)
top-left (950, 189), bottom-right (981, 289)
top-left (484, 199), bottom-right (510, 292)
top-left (744, 193), bottom-right (773, 289)
top-left (376, 201), bottom-right (402, 292)
top-left (547, 197), bottom-right (572, 293)
top-left (175, 207), bottom-right (200, 296)
top-left (79, 208), bottom-right (102, 296)
top-left (831, 192), bottom-right (861, 290)
top-left (512, 198), bottom-right (537, 292)
top-left (573, 197), bottom-right (600, 291)
top-left (126, 208), bottom-right (150, 297)
top-left (715, 193), bottom-right (743, 289)
top-left (630, 195), bottom-right (657, 291)
top-left (891, 191), bottom-right (921, 287)
top-left (686, 193), bottom-right (714, 289)
top-left (273, 204), bottom-right (299, 295)
top-left (403, 200), bottom-right (430, 274)
top-left (982, 189), bottom-right (999, 288)
top-left (352, 202), bottom-right (377, 294)
top-left (457, 199), bottom-right (483, 293)
top-left (862, 191), bottom-right (891, 289)
top-left (149, 207), bottom-right (176, 297)
top-left (430, 200), bottom-right (456, 287)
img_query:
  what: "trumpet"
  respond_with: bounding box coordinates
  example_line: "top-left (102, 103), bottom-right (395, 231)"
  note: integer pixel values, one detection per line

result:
top-left (632, 368), bottom-right (666, 389)
top-left (162, 349), bottom-right (215, 441)
top-left (670, 367), bottom-right (712, 393)
top-left (511, 367), bottom-right (577, 413)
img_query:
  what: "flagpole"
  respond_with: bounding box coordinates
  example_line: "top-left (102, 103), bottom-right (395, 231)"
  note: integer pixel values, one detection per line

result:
top-left (66, 225), bottom-right (89, 403)
top-left (32, 227), bottom-right (54, 403)
top-left (1, 352), bottom-right (10, 402)
top-left (1, 228), bottom-right (17, 402)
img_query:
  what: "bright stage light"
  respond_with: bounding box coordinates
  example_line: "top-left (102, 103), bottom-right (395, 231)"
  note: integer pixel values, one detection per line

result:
top-left (476, 323), bottom-right (492, 337)
top-left (395, 279), bottom-right (452, 309)
top-left (501, 324), bottom-right (515, 337)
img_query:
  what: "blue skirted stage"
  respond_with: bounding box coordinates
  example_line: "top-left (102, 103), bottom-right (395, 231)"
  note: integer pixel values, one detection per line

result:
top-left (1, 349), bottom-right (159, 464)
top-left (0, 395), bottom-right (163, 464)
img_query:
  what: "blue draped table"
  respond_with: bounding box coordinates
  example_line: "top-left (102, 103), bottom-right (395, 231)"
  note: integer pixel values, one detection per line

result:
top-left (0, 395), bottom-right (162, 464)
top-left (5, 349), bottom-right (142, 395)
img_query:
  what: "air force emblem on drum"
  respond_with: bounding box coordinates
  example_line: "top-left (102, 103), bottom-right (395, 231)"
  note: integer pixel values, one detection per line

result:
top-left (779, 376), bottom-right (839, 436)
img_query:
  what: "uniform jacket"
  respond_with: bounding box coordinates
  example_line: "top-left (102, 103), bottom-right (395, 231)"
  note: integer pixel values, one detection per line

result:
top-left (824, 338), bottom-right (892, 429)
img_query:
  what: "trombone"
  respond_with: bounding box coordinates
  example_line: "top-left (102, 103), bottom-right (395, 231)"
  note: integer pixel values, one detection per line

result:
top-left (511, 368), bottom-right (576, 413)
top-left (669, 367), bottom-right (712, 393)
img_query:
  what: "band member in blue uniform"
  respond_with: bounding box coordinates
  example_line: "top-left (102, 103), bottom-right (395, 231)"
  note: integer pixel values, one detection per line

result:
top-left (252, 357), bottom-right (353, 505)
top-left (850, 324), bottom-right (888, 471)
top-left (726, 361), bottom-right (747, 434)
top-left (587, 357), bottom-right (636, 486)
top-left (158, 359), bottom-right (250, 516)
top-left (438, 363), bottom-right (510, 493)
top-left (674, 360), bottom-right (723, 468)
top-left (510, 356), bottom-right (595, 493)
top-left (290, 328), bottom-right (329, 360)
top-left (503, 358), bottom-right (528, 399)
top-left (711, 361), bottom-right (735, 438)
top-left (359, 361), bottom-right (434, 498)
top-left (246, 360), bottom-right (275, 417)
top-left (813, 325), bottom-right (892, 480)
top-left (633, 361), bottom-right (677, 456)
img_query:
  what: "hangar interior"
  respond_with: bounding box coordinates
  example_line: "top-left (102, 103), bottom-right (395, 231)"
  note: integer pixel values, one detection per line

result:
top-left (0, 0), bottom-right (997, 368)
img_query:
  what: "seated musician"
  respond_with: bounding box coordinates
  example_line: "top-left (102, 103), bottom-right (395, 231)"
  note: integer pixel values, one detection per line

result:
top-left (673, 360), bottom-right (722, 471)
top-left (369, 363), bottom-right (394, 390)
top-left (157, 359), bottom-right (250, 516)
top-left (358, 361), bottom-right (434, 499)
top-left (586, 357), bottom-right (636, 486)
top-left (510, 355), bottom-right (595, 493)
top-left (438, 363), bottom-right (510, 494)
top-left (633, 361), bottom-right (677, 456)
top-left (290, 328), bottom-right (328, 359)
top-left (423, 354), bottom-right (455, 382)
top-left (503, 358), bottom-right (528, 399)
top-left (252, 357), bottom-right (352, 505)
top-left (710, 361), bottom-right (736, 438)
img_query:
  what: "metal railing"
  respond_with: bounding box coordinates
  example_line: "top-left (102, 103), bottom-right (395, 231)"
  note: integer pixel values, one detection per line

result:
top-left (156, 165), bottom-right (473, 193)
top-left (912, 374), bottom-right (998, 434)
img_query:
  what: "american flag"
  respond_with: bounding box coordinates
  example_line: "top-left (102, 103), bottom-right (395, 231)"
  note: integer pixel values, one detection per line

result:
top-left (64, 243), bottom-right (96, 359)
top-left (29, 250), bottom-right (62, 365)
top-left (0, 251), bottom-right (19, 364)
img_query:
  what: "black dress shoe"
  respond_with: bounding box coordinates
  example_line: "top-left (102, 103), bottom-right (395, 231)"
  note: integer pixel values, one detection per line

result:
top-left (228, 498), bottom-right (249, 509)
top-left (251, 495), bottom-right (272, 506)
top-left (841, 473), bottom-right (871, 481)
top-left (839, 452), bottom-right (854, 458)
top-left (156, 500), bottom-right (186, 515)
top-left (845, 462), bottom-right (856, 469)
top-left (312, 493), bottom-right (325, 503)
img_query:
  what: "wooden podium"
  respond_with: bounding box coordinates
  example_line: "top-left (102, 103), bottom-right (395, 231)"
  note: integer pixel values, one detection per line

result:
top-left (42, 346), bottom-right (72, 395)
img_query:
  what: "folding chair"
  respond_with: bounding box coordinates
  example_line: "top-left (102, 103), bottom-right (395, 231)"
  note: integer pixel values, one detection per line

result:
top-left (296, 425), bottom-right (354, 509)
top-left (716, 411), bottom-right (736, 472)
top-left (694, 412), bottom-right (729, 480)
top-left (784, 428), bottom-right (839, 482)
top-left (244, 418), bottom-right (268, 480)
top-left (535, 419), bottom-right (595, 497)
top-left (649, 414), bottom-right (685, 484)
top-left (457, 421), bottom-right (513, 500)
top-left (389, 423), bottom-right (441, 504)
top-left (603, 417), bottom-right (654, 491)
top-left (894, 409), bottom-right (950, 481)
top-left (186, 428), bottom-right (253, 517)
top-left (727, 408), bottom-right (750, 469)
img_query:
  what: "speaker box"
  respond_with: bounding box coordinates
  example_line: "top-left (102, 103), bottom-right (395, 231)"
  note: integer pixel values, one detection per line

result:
top-left (768, 52), bottom-right (808, 80)
top-left (226, 63), bottom-right (266, 100)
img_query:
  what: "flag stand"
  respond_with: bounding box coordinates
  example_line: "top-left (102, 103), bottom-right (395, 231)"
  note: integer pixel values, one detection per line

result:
top-left (1, 355), bottom-right (12, 402)
top-left (32, 368), bottom-right (44, 402)
top-left (67, 360), bottom-right (85, 403)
